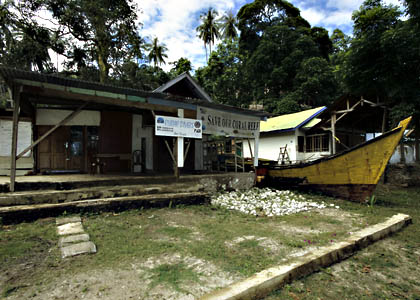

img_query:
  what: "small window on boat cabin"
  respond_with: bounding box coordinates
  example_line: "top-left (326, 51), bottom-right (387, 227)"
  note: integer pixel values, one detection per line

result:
top-left (298, 136), bottom-right (305, 152)
top-left (306, 134), bottom-right (329, 152)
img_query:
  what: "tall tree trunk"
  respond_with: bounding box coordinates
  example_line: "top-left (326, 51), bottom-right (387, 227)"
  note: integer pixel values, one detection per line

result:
top-left (204, 42), bottom-right (208, 62)
top-left (97, 48), bottom-right (109, 84)
top-left (209, 42), bottom-right (212, 58)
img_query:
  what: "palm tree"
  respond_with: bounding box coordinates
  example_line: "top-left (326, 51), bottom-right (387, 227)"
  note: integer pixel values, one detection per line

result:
top-left (196, 8), bottom-right (220, 62)
top-left (146, 37), bottom-right (168, 68)
top-left (219, 11), bottom-right (237, 41)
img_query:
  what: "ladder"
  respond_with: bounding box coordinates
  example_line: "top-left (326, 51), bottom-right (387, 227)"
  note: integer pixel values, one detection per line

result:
top-left (278, 144), bottom-right (290, 164)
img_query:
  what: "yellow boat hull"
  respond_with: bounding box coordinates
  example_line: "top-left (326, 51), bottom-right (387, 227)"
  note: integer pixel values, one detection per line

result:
top-left (267, 117), bottom-right (412, 202)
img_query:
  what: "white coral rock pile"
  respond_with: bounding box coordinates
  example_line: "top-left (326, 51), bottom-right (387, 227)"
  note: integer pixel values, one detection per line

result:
top-left (211, 188), bottom-right (338, 217)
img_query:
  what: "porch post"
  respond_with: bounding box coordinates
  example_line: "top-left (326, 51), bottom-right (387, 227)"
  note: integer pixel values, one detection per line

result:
top-left (10, 85), bottom-right (22, 192)
top-left (253, 134), bottom-right (259, 167)
top-left (331, 113), bottom-right (336, 155)
top-left (177, 109), bottom-right (184, 168)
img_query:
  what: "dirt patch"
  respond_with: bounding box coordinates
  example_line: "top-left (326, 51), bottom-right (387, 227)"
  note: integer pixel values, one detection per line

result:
top-left (226, 235), bottom-right (283, 253)
top-left (6, 254), bottom-right (239, 300)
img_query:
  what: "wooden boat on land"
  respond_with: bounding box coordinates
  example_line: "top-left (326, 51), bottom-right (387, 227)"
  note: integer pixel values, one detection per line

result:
top-left (259, 117), bottom-right (412, 202)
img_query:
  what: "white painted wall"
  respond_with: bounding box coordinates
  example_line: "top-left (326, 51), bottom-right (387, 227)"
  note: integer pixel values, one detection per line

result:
top-left (389, 145), bottom-right (416, 164)
top-left (0, 119), bottom-right (34, 175)
top-left (132, 114), bottom-right (153, 171)
top-left (244, 129), bottom-right (332, 163)
top-left (244, 132), bottom-right (297, 162)
top-left (36, 109), bottom-right (100, 126)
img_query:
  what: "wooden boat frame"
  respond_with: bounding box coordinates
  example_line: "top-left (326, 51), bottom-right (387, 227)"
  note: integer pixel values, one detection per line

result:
top-left (261, 117), bottom-right (412, 202)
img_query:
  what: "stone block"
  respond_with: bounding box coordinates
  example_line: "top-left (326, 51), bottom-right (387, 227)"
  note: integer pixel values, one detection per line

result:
top-left (57, 222), bottom-right (84, 236)
top-left (59, 233), bottom-right (90, 247)
top-left (61, 241), bottom-right (97, 258)
top-left (56, 216), bottom-right (81, 225)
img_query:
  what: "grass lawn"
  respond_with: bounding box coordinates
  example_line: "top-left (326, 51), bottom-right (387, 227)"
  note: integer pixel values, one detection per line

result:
top-left (0, 185), bottom-right (419, 299)
top-left (266, 185), bottom-right (420, 300)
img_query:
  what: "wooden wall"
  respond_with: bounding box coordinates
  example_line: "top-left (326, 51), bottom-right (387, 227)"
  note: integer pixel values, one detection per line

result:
top-left (99, 111), bottom-right (132, 173)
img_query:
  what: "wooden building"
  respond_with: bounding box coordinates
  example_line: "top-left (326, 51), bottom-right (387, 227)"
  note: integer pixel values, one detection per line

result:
top-left (244, 95), bottom-right (395, 164)
top-left (0, 67), bottom-right (266, 191)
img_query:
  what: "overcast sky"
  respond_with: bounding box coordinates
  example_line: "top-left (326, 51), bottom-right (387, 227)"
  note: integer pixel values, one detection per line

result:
top-left (136, 0), bottom-right (402, 72)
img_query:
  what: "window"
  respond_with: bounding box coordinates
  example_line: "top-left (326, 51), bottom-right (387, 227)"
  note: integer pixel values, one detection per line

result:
top-left (306, 134), bottom-right (329, 152)
top-left (298, 136), bottom-right (304, 152)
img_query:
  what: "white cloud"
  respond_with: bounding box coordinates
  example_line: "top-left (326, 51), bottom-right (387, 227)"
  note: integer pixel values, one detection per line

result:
top-left (300, 8), bottom-right (326, 25)
top-left (135, 0), bottom-right (237, 71)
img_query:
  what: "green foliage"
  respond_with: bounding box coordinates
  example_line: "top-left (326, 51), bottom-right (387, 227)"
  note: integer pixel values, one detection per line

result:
top-left (146, 37), bottom-right (168, 68)
top-left (111, 62), bottom-right (170, 91)
top-left (219, 10), bottom-right (238, 41)
top-left (196, 8), bottom-right (220, 62)
top-left (11, 0), bottom-right (144, 83)
top-left (169, 57), bottom-right (192, 77)
top-left (195, 0), bottom-right (338, 112)
top-left (0, 1), bottom-right (55, 71)
top-left (338, 0), bottom-right (420, 123)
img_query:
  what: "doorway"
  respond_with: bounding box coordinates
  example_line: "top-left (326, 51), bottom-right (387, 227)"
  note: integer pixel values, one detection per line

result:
top-left (37, 126), bottom-right (84, 172)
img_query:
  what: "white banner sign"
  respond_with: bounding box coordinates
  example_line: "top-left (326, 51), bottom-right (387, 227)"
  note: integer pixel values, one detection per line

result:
top-left (197, 106), bottom-right (260, 138)
top-left (0, 120), bottom-right (32, 157)
top-left (155, 116), bottom-right (202, 139)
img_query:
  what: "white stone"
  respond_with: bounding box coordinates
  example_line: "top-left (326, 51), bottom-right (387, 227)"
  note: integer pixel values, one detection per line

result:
top-left (57, 222), bottom-right (85, 236)
top-left (61, 241), bottom-right (97, 258)
top-left (59, 233), bottom-right (90, 247)
top-left (56, 216), bottom-right (81, 225)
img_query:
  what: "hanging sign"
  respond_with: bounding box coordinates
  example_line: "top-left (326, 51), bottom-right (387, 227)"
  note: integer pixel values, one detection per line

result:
top-left (197, 106), bottom-right (260, 138)
top-left (155, 115), bottom-right (202, 139)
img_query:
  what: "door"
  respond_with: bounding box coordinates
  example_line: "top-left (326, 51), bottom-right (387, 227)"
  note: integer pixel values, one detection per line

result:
top-left (38, 126), bottom-right (84, 172)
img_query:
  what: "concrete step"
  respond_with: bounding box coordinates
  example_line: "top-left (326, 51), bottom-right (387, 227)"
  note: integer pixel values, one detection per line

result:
top-left (0, 174), bottom-right (217, 192)
top-left (0, 182), bottom-right (204, 207)
top-left (0, 191), bottom-right (209, 224)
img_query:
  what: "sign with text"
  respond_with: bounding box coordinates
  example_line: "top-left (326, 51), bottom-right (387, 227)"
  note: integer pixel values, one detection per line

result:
top-left (0, 120), bottom-right (32, 157)
top-left (155, 115), bottom-right (202, 139)
top-left (197, 106), bottom-right (260, 138)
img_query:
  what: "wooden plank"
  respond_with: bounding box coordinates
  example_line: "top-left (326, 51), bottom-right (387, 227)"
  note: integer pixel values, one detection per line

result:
top-left (22, 85), bottom-right (177, 114)
top-left (164, 139), bottom-right (176, 163)
top-left (184, 140), bottom-right (191, 161)
top-left (331, 113), bottom-right (336, 155)
top-left (10, 86), bottom-right (22, 192)
top-left (16, 102), bottom-right (88, 160)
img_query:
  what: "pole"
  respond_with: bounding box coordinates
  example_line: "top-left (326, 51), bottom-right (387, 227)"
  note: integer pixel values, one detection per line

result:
top-left (10, 86), bottom-right (22, 192)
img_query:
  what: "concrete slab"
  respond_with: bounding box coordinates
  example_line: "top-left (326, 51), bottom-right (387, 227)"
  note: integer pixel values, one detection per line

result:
top-left (200, 213), bottom-right (412, 300)
top-left (0, 192), bottom-right (209, 224)
top-left (58, 233), bottom-right (90, 247)
top-left (56, 216), bottom-right (81, 225)
top-left (57, 222), bottom-right (84, 236)
top-left (61, 241), bottom-right (97, 258)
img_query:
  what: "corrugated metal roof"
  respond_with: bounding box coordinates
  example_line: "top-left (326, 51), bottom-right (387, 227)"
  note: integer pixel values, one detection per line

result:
top-left (302, 117), bottom-right (321, 129)
top-left (260, 106), bottom-right (326, 133)
top-left (154, 72), bottom-right (213, 102)
top-left (0, 66), bottom-right (268, 118)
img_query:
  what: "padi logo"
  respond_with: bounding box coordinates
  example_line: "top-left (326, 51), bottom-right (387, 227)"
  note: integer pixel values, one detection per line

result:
top-left (194, 121), bottom-right (201, 128)
top-left (157, 117), bottom-right (164, 124)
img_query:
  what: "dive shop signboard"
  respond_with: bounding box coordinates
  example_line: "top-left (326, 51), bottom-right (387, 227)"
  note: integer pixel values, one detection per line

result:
top-left (155, 115), bottom-right (202, 139)
top-left (197, 106), bottom-right (260, 138)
